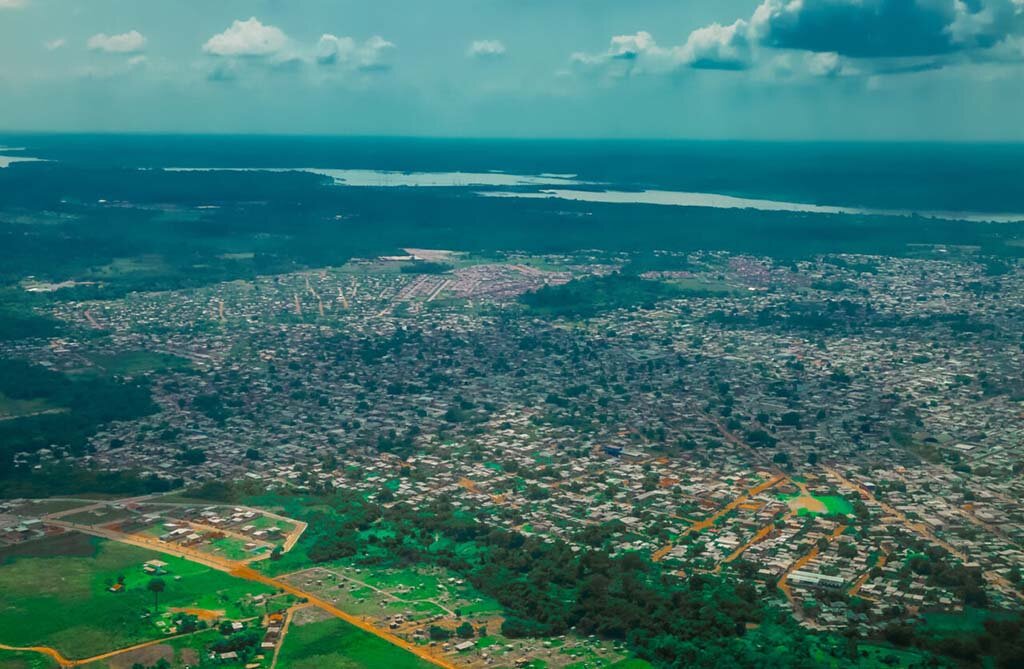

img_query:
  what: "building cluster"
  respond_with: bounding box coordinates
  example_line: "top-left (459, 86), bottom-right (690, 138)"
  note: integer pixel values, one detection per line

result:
top-left (3, 248), bottom-right (1023, 632)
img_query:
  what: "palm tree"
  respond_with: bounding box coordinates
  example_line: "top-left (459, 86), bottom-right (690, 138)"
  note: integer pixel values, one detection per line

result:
top-left (147, 577), bottom-right (166, 613)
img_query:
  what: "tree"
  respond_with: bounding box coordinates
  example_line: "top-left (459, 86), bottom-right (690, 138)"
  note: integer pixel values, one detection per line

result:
top-left (148, 577), bottom-right (166, 613)
top-left (456, 621), bottom-right (475, 639)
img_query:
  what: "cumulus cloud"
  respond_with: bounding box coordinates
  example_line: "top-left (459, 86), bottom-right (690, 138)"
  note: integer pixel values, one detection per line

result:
top-left (573, 0), bottom-right (1024, 81)
top-left (760, 0), bottom-right (1024, 60)
top-left (805, 51), bottom-right (844, 77)
top-left (199, 18), bottom-right (395, 81)
top-left (680, 20), bottom-right (752, 70)
top-left (203, 17), bottom-right (288, 57)
top-left (752, 0), bottom-right (962, 58)
top-left (44, 38), bottom-right (66, 51)
top-left (570, 23), bottom-right (753, 77)
top-left (467, 40), bottom-right (506, 59)
top-left (0, 0), bottom-right (27, 9)
top-left (570, 31), bottom-right (679, 76)
top-left (87, 30), bottom-right (146, 54)
top-left (316, 34), bottom-right (395, 70)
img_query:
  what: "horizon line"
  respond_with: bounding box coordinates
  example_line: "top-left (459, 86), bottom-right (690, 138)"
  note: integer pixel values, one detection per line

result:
top-left (3, 130), bottom-right (1024, 146)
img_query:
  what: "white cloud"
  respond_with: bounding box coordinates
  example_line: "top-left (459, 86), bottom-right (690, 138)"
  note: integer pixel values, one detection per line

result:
top-left (87, 30), bottom-right (146, 54)
top-left (679, 20), bottom-right (751, 70)
top-left (44, 38), bottom-right (66, 51)
top-left (570, 31), bottom-right (678, 77)
top-left (570, 25), bottom-right (752, 77)
top-left (468, 40), bottom-right (506, 59)
top-left (566, 0), bottom-right (1024, 83)
top-left (203, 17), bottom-right (288, 57)
top-left (806, 51), bottom-right (843, 77)
top-left (606, 31), bottom-right (662, 60)
top-left (316, 34), bottom-right (395, 70)
top-left (0, 0), bottom-right (27, 9)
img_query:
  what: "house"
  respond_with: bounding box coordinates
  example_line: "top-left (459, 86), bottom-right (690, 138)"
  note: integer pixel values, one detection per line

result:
top-left (788, 570), bottom-right (845, 590)
top-left (143, 559), bottom-right (169, 575)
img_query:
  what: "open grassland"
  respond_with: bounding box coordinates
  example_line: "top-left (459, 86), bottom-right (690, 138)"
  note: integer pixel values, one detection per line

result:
top-left (0, 393), bottom-right (61, 420)
top-left (853, 643), bottom-right (930, 668)
top-left (77, 629), bottom-right (225, 669)
top-left (83, 351), bottom-right (192, 377)
top-left (277, 615), bottom-right (435, 669)
top-left (0, 651), bottom-right (57, 669)
top-left (0, 534), bottom-right (273, 660)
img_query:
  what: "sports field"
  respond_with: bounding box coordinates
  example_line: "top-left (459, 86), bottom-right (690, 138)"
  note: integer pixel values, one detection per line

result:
top-left (786, 494), bottom-right (854, 516)
top-left (0, 533), bottom-right (273, 660)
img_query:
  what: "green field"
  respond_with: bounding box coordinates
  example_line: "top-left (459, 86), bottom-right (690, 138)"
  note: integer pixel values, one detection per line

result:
top-left (854, 643), bottom-right (930, 668)
top-left (786, 494), bottom-right (855, 517)
top-left (920, 607), bottom-right (1015, 636)
top-left (0, 651), bottom-right (57, 669)
top-left (276, 617), bottom-right (435, 669)
top-left (85, 351), bottom-right (192, 376)
top-left (0, 534), bottom-right (273, 659)
top-left (0, 393), bottom-right (61, 420)
top-left (818, 496), bottom-right (855, 515)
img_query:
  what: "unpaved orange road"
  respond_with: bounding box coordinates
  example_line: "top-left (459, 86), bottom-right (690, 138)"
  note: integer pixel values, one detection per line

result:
top-left (777, 523), bottom-right (848, 614)
top-left (848, 551), bottom-right (888, 599)
top-left (722, 517), bottom-right (780, 566)
top-left (687, 474), bottom-right (786, 535)
top-left (652, 475), bottom-right (786, 563)
top-left (651, 544), bottom-right (674, 562)
top-left (0, 643), bottom-right (72, 667)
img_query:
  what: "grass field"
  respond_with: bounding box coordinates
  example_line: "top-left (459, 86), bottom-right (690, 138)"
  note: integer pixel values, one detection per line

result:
top-left (77, 628), bottom-right (226, 669)
top-left (276, 616), bottom-right (435, 669)
top-left (854, 643), bottom-right (929, 668)
top-left (920, 607), bottom-right (1014, 636)
top-left (85, 351), bottom-right (192, 376)
top-left (787, 494), bottom-right (854, 517)
top-left (0, 651), bottom-right (57, 669)
top-left (0, 534), bottom-right (273, 660)
top-left (0, 393), bottom-right (61, 420)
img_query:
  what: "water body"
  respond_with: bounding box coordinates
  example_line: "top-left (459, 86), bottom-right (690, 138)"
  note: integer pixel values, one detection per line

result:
top-left (168, 166), bottom-right (1024, 222)
top-left (478, 188), bottom-right (1024, 223)
top-left (0, 147), bottom-right (41, 169)
top-left (166, 167), bottom-right (584, 188)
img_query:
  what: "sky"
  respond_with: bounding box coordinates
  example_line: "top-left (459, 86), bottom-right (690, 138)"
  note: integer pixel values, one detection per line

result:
top-left (1, 0), bottom-right (1023, 140)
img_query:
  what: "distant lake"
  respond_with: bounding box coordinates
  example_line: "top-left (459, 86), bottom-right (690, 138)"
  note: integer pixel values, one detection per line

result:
top-left (0, 148), bottom-right (41, 169)
top-left (168, 166), bottom-right (1024, 222)
top-left (166, 167), bottom-right (584, 188)
top-left (478, 188), bottom-right (1024, 223)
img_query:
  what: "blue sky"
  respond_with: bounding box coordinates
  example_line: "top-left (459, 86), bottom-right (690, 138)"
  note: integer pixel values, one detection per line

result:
top-left (1, 0), bottom-right (1023, 139)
